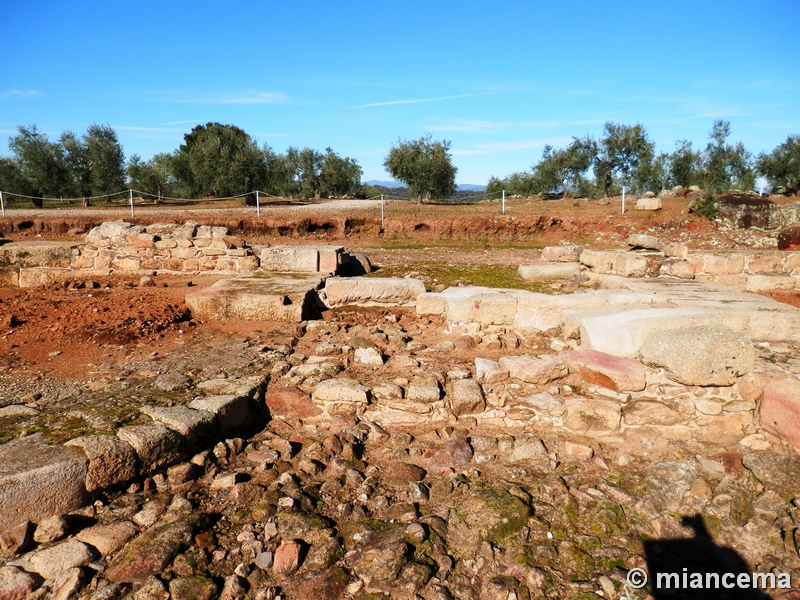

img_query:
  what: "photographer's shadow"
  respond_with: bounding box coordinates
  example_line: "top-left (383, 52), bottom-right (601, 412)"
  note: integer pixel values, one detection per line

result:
top-left (643, 515), bottom-right (772, 599)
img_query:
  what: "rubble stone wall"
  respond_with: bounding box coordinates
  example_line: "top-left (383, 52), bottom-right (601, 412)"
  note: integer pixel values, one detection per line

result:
top-left (73, 221), bottom-right (259, 273)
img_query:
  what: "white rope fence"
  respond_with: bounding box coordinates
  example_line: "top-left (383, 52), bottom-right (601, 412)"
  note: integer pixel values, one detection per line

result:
top-left (0, 187), bottom-right (508, 219)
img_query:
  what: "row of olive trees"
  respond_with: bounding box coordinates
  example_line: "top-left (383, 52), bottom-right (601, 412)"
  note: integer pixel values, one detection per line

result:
top-left (0, 123), bottom-right (364, 201)
top-left (487, 121), bottom-right (800, 198)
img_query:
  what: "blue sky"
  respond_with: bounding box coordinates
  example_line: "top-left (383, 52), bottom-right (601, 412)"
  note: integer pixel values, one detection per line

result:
top-left (1, 0), bottom-right (798, 185)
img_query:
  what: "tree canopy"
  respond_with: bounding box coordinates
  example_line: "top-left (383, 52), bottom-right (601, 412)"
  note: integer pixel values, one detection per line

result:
top-left (383, 134), bottom-right (457, 201)
top-left (756, 134), bottom-right (800, 193)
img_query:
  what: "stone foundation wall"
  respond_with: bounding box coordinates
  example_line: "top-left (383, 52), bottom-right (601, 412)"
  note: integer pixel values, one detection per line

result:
top-left (572, 247), bottom-right (800, 290)
top-left (73, 221), bottom-right (259, 273)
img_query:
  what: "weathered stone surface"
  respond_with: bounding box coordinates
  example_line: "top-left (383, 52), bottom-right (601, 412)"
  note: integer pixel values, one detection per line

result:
top-left (446, 292), bottom-right (518, 325)
top-left (106, 520), bottom-right (194, 583)
top-left (188, 394), bottom-right (250, 430)
top-left (348, 525), bottom-right (408, 591)
top-left (635, 197), bottom-right (662, 210)
top-left (447, 488), bottom-right (529, 552)
top-left (514, 292), bottom-right (609, 332)
top-left (475, 357), bottom-right (508, 383)
top-left (639, 325), bottom-right (754, 386)
top-left (499, 355), bottom-right (568, 384)
top-left (0, 435), bottom-right (88, 531)
top-left (62, 435), bottom-right (136, 492)
top-left (744, 274), bottom-right (796, 293)
top-left (622, 400), bottom-right (684, 426)
top-left (759, 375), bottom-right (800, 448)
top-left (354, 347), bottom-right (384, 365)
top-left (627, 234), bottom-right (661, 250)
top-left (370, 382), bottom-right (404, 403)
top-left (0, 566), bottom-right (37, 600)
top-left (28, 540), bottom-right (94, 580)
top-left (580, 249), bottom-right (616, 272)
top-left (32, 515), bottom-right (69, 544)
top-left (576, 307), bottom-right (722, 358)
top-left (294, 567), bottom-right (350, 600)
top-left (116, 426), bottom-right (184, 473)
top-left (540, 245), bottom-right (583, 263)
top-left (0, 241), bottom-right (76, 269)
top-left (660, 259), bottom-right (696, 279)
top-left (273, 539), bottom-right (302, 576)
top-left (0, 522), bottom-right (32, 556)
top-left (424, 437), bottom-right (473, 468)
top-left (75, 520), bottom-right (138, 557)
top-left (614, 254), bottom-right (649, 277)
top-left (169, 576), bottom-right (218, 600)
top-left (508, 436), bottom-right (554, 470)
top-left (312, 378), bottom-right (369, 405)
top-left (131, 576), bottom-right (169, 600)
top-left (259, 246), bottom-right (342, 272)
top-left (562, 349), bottom-right (646, 392)
top-left (518, 263), bottom-right (581, 280)
top-left (265, 386), bottom-right (322, 419)
top-left (323, 277), bottom-right (426, 307)
top-left (742, 448), bottom-right (800, 500)
top-left (406, 381), bottom-right (441, 403)
top-left (563, 398), bottom-right (621, 433)
top-left (778, 224), bottom-right (800, 251)
top-left (140, 406), bottom-right (217, 438)
top-left (186, 274), bottom-right (325, 322)
top-left (447, 379), bottom-right (485, 416)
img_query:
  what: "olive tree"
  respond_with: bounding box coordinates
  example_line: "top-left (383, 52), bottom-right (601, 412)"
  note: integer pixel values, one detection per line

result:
top-left (756, 134), bottom-right (800, 193)
top-left (384, 134), bottom-right (457, 202)
top-left (594, 122), bottom-right (654, 196)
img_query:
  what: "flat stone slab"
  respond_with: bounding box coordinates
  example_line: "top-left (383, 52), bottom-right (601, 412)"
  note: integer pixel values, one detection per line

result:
top-left (259, 245), bottom-right (343, 273)
top-left (323, 277), bottom-right (426, 307)
top-left (518, 263), bottom-right (582, 280)
top-left (185, 273), bottom-right (326, 322)
top-left (0, 241), bottom-right (77, 269)
top-left (0, 434), bottom-right (88, 531)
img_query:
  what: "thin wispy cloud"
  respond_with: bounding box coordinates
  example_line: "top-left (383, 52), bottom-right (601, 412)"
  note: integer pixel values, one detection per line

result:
top-left (162, 119), bottom-right (207, 125)
top-left (1, 89), bottom-right (45, 100)
top-left (151, 91), bottom-right (289, 105)
top-left (354, 93), bottom-right (492, 108)
top-left (112, 125), bottom-right (187, 133)
top-left (428, 119), bottom-right (506, 133)
top-left (452, 138), bottom-right (572, 156)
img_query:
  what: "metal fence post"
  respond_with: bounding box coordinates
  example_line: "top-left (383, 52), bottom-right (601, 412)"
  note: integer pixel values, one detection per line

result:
top-left (256, 190), bottom-right (261, 217)
top-left (381, 194), bottom-right (384, 228)
top-left (502, 189), bottom-right (505, 215)
top-left (0, 191), bottom-right (4, 218)
top-left (130, 190), bottom-right (134, 217)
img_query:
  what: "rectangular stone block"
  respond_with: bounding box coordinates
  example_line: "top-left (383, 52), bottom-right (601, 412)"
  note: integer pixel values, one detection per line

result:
top-left (518, 263), bottom-right (581, 280)
top-left (614, 254), bottom-right (649, 277)
top-left (703, 255), bottom-right (727, 275)
top-left (216, 258), bottom-right (237, 271)
top-left (318, 246), bottom-right (343, 272)
top-left (71, 256), bottom-right (94, 269)
top-left (260, 246), bottom-right (319, 272)
top-left (580, 249), bottom-right (616, 273)
top-left (141, 259), bottom-right (161, 270)
top-left (112, 257), bottom-right (141, 270)
top-left (726, 254), bottom-right (745, 274)
top-left (786, 253), bottom-right (800, 275)
top-left (746, 254), bottom-right (784, 274)
top-left (0, 435), bottom-right (88, 530)
top-left (162, 259), bottom-right (184, 271)
top-left (744, 274), bottom-right (797, 293)
top-left (235, 256), bottom-right (259, 271)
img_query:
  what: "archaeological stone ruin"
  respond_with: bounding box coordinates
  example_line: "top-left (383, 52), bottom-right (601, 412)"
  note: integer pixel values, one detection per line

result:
top-left (1, 220), bottom-right (800, 599)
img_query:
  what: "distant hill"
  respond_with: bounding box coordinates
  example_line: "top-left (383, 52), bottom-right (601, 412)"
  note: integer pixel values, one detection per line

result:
top-left (365, 180), bottom-right (405, 188)
top-left (365, 180), bottom-right (486, 192)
